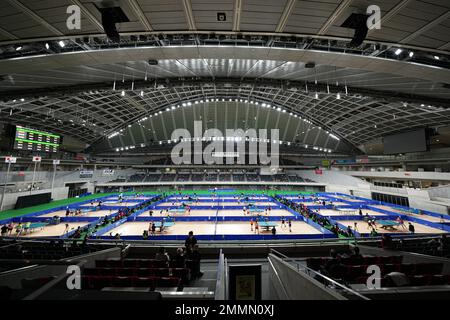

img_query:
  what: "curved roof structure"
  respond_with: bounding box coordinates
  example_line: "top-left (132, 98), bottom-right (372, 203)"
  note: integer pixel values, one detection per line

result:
top-left (0, 0), bottom-right (449, 154)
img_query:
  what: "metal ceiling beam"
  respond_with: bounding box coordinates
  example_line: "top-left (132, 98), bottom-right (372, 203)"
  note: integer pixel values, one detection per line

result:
top-left (69, 0), bottom-right (104, 32)
top-left (368, 0), bottom-right (412, 36)
top-left (275, 0), bottom-right (297, 33)
top-left (128, 0), bottom-right (153, 31)
top-left (5, 0), bottom-right (64, 36)
top-left (399, 11), bottom-right (450, 44)
top-left (182, 0), bottom-right (197, 31)
top-left (233, 0), bottom-right (242, 32)
top-left (0, 26), bottom-right (18, 40)
top-left (317, 0), bottom-right (353, 35)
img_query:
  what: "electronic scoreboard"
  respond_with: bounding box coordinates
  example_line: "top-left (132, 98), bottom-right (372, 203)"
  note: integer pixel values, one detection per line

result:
top-left (13, 125), bottom-right (61, 153)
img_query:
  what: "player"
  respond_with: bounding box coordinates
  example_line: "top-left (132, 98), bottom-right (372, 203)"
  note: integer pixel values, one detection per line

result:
top-left (254, 221), bottom-right (259, 234)
top-left (288, 219), bottom-right (292, 232)
top-left (250, 219), bottom-right (254, 231)
top-left (281, 218), bottom-right (286, 229)
top-left (396, 216), bottom-right (406, 229)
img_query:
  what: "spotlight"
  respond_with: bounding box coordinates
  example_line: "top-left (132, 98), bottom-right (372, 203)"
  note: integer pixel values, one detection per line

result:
top-left (58, 41), bottom-right (65, 48)
top-left (45, 43), bottom-right (50, 50)
top-left (434, 56), bottom-right (440, 60)
top-left (394, 48), bottom-right (402, 55)
top-left (121, 90), bottom-right (125, 96)
top-left (15, 46), bottom-right (22, 51)
top-left (409, 51), bottom-right (414, 58)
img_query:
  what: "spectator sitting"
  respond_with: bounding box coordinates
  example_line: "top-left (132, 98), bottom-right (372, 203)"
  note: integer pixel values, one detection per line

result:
top-left (155, 247), bottom-right (170, 266)
top-left (172, 247), bottom-right (186, 268)
top-left (320, 249), bottom-right (342, 279)
top-left (383, 272), bottom-right (410, 287)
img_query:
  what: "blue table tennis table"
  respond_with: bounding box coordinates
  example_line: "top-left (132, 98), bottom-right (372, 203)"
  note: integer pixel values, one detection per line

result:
top-left (25, 222), bottom-right (49, 233)
top-left (169, 208), bottom-right (186, 214)
top-left (249, 208), bottom-right (265, 213)
top-left (150, 221), bottom-right (175, 233)
top-left (258, 221), bottom-right (278, 231)
top-left (377, 220), bottom-right (401, 230)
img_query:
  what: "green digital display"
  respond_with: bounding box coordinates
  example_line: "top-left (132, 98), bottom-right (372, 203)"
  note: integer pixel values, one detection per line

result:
top-left (14, 125), bottom-right (61, 152)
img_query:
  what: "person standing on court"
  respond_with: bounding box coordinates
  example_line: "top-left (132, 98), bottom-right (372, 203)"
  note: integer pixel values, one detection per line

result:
top-left (408, 222), bottom-right (415, 234)
top-left (185, 231), bottom-right (198, 253)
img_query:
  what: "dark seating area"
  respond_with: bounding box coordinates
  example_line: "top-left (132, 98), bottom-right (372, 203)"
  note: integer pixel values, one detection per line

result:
top-left (144, 174), bottom-right (161, 182)
top-left (205, 174), bottom-right (217, 182)
top-left (177, 174), bottom-right (191, 181)
top-left (191, 174), bottom-right (204, 181)
top-left (218, 174), bottom-right (231, 181)
top-left (160, 174), bottom-right (176, 182)
top-left (128, 174), bottom-right (146, 182)
top-left (391, 236), bottom-right (450, 258)
top-left (246, 174), bottom-right (260, 182)
top-left (306, 255), bottom-right (448, 287)
top-left (0, 241), bottom-right (102, 260)
top-left (84, 258), bottom-right (194, 291)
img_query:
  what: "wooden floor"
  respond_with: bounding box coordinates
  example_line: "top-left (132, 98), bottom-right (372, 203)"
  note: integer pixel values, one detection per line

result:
top-left (339, 220), bottom-right (448, 235)
top-left (21, 222), bottom-right (89, 237)
top-left (107, 221), bottom-right (323, 236)
top-left (373, 205), bottom-right (450, 223)
top-left (318, 209), bottom-right (387, 216)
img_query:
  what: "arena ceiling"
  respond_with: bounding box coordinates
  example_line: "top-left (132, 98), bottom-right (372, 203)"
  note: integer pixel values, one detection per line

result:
top-left (0, 0), bottom-right (449, 155)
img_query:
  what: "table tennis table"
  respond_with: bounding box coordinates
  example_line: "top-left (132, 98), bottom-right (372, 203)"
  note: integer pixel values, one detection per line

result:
top-left (249, 208), bottom-right (265, 213)
top-left (336, 208), bottom-right (357, 214)
top-left (258, 221), bottom-right (278, 231)
top-left (150, 221), bottom-right (175, 232)
top-left (377, 220), bottom-right (401, 230)
top-left (26, 222), bottom-right (49, 233)
top-left (169, 208), bottom-right (186, 214)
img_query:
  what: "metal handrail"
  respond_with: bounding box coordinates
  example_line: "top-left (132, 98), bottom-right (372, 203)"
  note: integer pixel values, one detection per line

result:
top-left (214, 249), bottom-right (226, 300)
top-left (270, 249), bottom-right (370, 300)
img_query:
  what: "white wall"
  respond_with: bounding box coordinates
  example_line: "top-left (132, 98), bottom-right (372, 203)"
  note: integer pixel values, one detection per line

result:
top-left (0, 186), bottom-right (69, 211)
top-left (343, 170), bottom-right (450, 182)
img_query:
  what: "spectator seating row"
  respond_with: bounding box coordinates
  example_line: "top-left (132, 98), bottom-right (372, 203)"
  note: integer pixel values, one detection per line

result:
top-left (306, 255), bottom-right (404, 270)
top-left (336, 263), bottom-right (443, 282)
top-left (356, 274), bottom-right (450, 287)
top-left (82, 275), bottom-right (182, 290)
top-left (84, 267), bottom-right (190, 284)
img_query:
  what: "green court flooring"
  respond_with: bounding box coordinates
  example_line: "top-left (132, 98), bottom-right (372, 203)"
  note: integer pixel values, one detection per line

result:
top-left (0, 189), bottom-right (315, 221)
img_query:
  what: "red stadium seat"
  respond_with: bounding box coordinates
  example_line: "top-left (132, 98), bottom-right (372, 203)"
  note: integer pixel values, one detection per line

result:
top-left (112, 276), bottom-right (131, 287)
top-left (123, 260), bottom-right (138, 268)
top-left (155, 277), bottom-right (182, 290)
top-left (116, 268), bottom-right (136, 277)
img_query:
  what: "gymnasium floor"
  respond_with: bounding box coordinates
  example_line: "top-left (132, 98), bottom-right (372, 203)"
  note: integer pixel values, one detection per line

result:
top-left (297, 201), bottom-right (354, 206)
top-left (143, 208), bottom-right (294, 217)
top-left (21, 222), bottom-right (89, 238)
top-left (156, 201), bottom-right (277, 207)
top-left (38, 209), bottom-right (116, 218)
top-left (80, 202), bottom-right (140, 207)
top-left (317, 209), bottom-right (388, 217)
top-left (105, 196), bottom-right (153, 201)
top-left (371, 205), bottom-right (450, 223)
top-left (339, 220), bottom-right (447, 235)
top-left (107, 220), bottom-right (322, 236)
